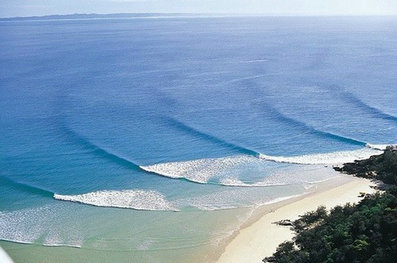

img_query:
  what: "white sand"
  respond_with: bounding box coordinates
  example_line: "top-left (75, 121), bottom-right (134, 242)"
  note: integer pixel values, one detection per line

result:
top-left (216, 177), bottom-right (376, 263)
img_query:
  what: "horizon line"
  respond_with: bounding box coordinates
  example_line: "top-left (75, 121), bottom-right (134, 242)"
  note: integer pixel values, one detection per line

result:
top-left (1, 12), bottom-right (397, 20)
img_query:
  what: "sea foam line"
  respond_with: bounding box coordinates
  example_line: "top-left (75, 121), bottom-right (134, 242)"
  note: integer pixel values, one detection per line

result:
top-left (140, 155), bottom-right (256, 184)
top-left (140, 145), bottom-right (387, 185)
top-left (54, 190), bottom-right (179, 211)
top-left (218, 177), bottom-right (288, 187)
top-left (0, 205), bottom-right (83, 248)
top-left (365, 143), bottom-right (396, 151)
top-left (258, 146), bottom-right (383, 165)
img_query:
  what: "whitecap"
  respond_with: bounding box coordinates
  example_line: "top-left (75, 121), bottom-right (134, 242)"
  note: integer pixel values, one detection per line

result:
top-left (140, 155), bottom-right (256, 184)
top-left (219, 177), bottom-right (288, 187)
top-left (259, 147), bottom-right (382, 165)
top-left (366, 143), bottom-right (396, 151)
top-left (0, 206), bottom-right (83, 248)
top-left (54, 190), bottom-right (178, 211)
top-left (140, 146), bottom-right (384, 185)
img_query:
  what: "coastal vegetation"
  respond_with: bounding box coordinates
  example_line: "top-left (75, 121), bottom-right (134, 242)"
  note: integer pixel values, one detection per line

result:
top-left (264, 147), bottom-right (397, 263)
top-left (334, 146), bottom-right (397, 185)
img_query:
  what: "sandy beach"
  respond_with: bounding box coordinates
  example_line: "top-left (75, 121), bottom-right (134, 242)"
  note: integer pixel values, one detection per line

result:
top-left (216, 177), bottom-right (377, 263)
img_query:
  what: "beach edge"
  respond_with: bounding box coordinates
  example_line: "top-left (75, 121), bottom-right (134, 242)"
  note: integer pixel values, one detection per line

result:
top-left (215, 176), bottom-right (377, 263)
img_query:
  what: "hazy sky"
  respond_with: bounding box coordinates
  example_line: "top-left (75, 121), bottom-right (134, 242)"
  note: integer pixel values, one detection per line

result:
top-left (1, 0), bottom-right (397, 18)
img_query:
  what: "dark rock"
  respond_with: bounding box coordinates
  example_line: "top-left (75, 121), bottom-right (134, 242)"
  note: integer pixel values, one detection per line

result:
top-left (275, 219), bottom-right (293, 226)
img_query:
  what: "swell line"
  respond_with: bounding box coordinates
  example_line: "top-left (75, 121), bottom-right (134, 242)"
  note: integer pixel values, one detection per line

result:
top-left (0, 176), bottom-right (54, 198)
top-left (328, 85), bottom-right (397, 122)
top-left (57, 117), bottom-right (210, 184)
top-left (262, 104), bottom-right (367, 146)
top-left (161, 116), bottom-right (260, 157)
top-left (57, 118), bottom-right (142, 171)
top-left (241, 81), bottom-right (369, 147)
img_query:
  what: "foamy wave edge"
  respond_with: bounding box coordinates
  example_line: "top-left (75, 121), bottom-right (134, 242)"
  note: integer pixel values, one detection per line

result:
top-left (0, 238), bottom-right (82, 249)
top-left (54, 190), bottom-right (179, 211)
top-left (365, 143), bottom-right (397, 151)
top-left (140, 145), bottom-right (392, 185)
top-left (259, 146), bottom-right (384, 165)
top-left (219, 177), bottom-right (288, 187)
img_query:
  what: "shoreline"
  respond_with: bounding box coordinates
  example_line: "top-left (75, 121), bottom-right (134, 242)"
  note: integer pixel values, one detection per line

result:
top-left (215, 176), bottom-right (377, 263)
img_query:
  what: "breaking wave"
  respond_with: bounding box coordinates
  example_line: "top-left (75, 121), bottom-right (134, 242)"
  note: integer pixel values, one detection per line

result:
top-left (54, 190), bottom-right (178, 211)
top-left (258, 147), bottom-right (383, 165)
top-left (218, 177), bottom-right (288, 187)
top-left (366, 143), bottom-right (396, 151)
top-left (57, 113), bottom-right (377, 184)
top-left (0, 205), bottom-right (83, 248)
top-left (141, 146), bottom-right (386, 184)
top-left (140, 155), bottom-right (257, 184)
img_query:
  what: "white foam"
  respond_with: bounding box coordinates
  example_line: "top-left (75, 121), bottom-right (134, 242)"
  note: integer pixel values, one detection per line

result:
top-left (219, 177), bottom-right (288, 187)
top-left (141, 155), bottom-right (255, 184)
top-left (136, 239), bottom-right (155, 251)
top-left (54, 190), bottom-right (178, 211)
top-left (0, 207), bottom-right (47, 245)
top-left (140, 147), bottom-right (383, 186)
top-left (176, 185), bottom-right (308, 211)
top-left (366, 143), bottom-right (396, 151)
top-left (259, 147), bottom-right (382, 165)
top-left (259, 194), bottom-right (303, 206)
top-left (141, 151), bottom-right (367, 186)
top-left (243, 59), bottom-right (269, 63)
top-left (0, 205), bottom-right (83, 248)
top-left (177, 193), bottom-right (241, 211)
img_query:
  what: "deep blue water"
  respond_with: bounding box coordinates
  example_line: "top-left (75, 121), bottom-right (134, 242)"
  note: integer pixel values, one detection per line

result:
top-left (0, 16), bottom-right (396, 260)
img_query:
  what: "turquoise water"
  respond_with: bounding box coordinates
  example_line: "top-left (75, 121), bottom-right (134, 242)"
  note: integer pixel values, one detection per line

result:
top-left (0, 16), bottom-right (396, 262)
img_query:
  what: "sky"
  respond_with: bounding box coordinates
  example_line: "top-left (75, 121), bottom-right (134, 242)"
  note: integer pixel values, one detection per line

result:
top-left (1, 0), bottom-right (397, 18)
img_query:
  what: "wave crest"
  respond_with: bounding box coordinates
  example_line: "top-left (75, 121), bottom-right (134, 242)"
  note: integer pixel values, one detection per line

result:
top-left (140, 156), bottom-right (256, 184)
top-left (141, 146), bottom-right (386, 185)
top-left (259, 147), bottom-right (382, 165)
top-left (0, 206), bottom-right (83, 248)
top-left (366, 143), bottom-right (396, 151)
top-left (54, 190), bottom-right (178, 211)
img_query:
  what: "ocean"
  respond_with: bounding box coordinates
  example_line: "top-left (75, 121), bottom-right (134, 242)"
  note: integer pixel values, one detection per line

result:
top-left (0, 16), bottom-right (396, 262)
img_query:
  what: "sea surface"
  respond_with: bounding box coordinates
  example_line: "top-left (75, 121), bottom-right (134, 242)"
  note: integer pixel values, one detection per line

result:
top-left (0, 15), bottom-right (396, 263)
